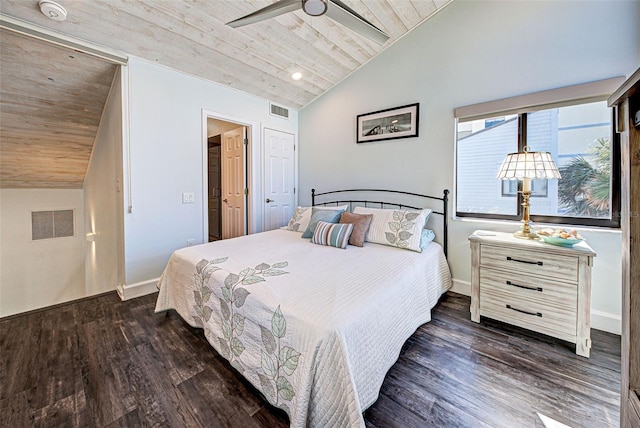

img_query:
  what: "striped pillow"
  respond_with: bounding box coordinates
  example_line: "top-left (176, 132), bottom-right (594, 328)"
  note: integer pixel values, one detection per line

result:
top-left (311, 221), bottom-right (354, 249)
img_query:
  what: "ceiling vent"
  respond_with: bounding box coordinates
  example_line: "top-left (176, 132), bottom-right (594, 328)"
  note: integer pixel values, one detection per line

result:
top-left (270, 103), bottom-right (289, 120)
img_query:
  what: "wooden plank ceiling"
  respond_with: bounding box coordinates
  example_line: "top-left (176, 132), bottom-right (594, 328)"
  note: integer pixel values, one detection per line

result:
top-left (0, 29), bottom-right (117, 189)
top-left (0, 0), bottom-right (451, 188)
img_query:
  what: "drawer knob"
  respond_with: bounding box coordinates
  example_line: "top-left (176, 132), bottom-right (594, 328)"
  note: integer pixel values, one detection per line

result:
top-left (506, 256), bottom-right (543, 266)
top-left (506, 304), bottom-right (542, 317)
top-left (506, 280), bottom-right (543, 292)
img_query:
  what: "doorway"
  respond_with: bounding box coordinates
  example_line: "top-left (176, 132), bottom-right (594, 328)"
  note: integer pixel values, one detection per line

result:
top-left (205, 117), bottom-right (249, 242)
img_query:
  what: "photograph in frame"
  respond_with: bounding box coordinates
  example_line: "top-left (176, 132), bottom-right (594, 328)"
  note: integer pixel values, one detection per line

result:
top-left (357, 103), bottom-right (419, 143)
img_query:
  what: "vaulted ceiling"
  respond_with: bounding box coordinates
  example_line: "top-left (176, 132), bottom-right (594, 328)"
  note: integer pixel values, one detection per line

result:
top-left (0, 29), bottom-right (117, 188)
top-left (0, 0), bottom-right (451, 188)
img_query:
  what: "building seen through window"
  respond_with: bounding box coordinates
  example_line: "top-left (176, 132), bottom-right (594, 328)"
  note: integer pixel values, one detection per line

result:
top-left (456, 101), bottom-right (617, 227)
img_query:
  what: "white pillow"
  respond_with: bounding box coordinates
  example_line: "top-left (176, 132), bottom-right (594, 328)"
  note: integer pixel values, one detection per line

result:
top-left (285, 205), bottom-right (348, 232)
top-left (353, 207), bottom-right (432, 252)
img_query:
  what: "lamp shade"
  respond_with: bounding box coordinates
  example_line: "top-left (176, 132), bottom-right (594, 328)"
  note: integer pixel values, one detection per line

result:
top-left (496, 146), bottom-right (561, 180)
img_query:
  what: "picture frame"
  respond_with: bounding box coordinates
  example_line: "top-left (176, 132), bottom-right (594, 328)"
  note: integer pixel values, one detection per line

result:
top-left (356, 103), bottom-right (419, 143)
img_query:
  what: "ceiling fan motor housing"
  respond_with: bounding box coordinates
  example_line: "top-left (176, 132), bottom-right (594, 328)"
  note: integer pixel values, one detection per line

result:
top-left (302, 0), bottom-right (328, 16)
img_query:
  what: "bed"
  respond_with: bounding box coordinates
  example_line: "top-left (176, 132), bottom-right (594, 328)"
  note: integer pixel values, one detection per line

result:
top-left (155, 189), bottom-right (452, 427)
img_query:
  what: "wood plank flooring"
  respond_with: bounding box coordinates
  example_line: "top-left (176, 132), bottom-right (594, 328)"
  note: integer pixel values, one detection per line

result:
top-left (0, 292), bottom-right (619, 427)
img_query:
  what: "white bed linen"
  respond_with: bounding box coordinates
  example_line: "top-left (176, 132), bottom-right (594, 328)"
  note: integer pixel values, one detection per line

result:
top-left (155, 229), bottom-right (451, 427)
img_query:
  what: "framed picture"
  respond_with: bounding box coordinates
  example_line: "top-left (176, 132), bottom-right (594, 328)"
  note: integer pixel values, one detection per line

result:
top-left (357, 103), bottom-right (419, 143)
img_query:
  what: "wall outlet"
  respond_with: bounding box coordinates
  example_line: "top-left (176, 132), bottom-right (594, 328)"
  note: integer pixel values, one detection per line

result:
top-left (182, 192), bottom-right (195, 203)
top-left (187, 239), bottom-right (196, 247)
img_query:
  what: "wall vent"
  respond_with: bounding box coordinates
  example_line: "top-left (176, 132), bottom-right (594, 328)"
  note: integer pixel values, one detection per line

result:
top-left (270, 103), bottom-right (289, 119)
top-left (32, 209), bottom-right (74, 240)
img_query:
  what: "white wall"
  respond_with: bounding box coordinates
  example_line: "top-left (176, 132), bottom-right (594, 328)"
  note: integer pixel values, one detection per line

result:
top-left (0, 189), bottom-right (85, 316)
top-left (84, 67), bottom-right (125, 296)
top-left (299, 0), bottom-right (640, 333)
top-left (123, 58), bottom-right (298, 287)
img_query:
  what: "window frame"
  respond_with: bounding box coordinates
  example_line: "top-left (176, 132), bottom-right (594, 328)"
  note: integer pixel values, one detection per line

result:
top-left (455, 105), bottom-right (621, 229)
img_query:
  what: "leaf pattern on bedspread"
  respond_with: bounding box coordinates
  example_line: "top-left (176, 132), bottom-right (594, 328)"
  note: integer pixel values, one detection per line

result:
top-left (193, 257), bottom-right (228, 327)
top-left (259, 305), bottom-right (301, 406)
top-left (386, 210), bottom-right (420, 248)
top-left (193, 258), bottom-right (289, 370)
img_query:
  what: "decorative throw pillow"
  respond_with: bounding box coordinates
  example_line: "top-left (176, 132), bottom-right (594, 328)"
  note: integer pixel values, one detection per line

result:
top-left (301, 208), bottom-right (345, 238)
top-left (285, 206), bottom-right (311, 232)
top-left (339, 212), bottom-right (373, 247)
top-left (353, 207), bottom-right (432, 252)
top-left (285, 205), bottom-right (348, 232)
top-left (311, 221), bottom-right (354, 249)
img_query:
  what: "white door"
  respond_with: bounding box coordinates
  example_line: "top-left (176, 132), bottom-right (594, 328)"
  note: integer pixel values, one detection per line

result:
top-left (263, 128), bottom-right (296, 231)
top-left (222, 127), bottom-right (246, 239)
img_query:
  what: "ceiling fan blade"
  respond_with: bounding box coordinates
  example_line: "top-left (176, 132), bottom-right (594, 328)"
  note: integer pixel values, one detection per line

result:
top-left (326, 0), bottom-right (389, 44)
top-left (227, 0), bottom-right (301, 28)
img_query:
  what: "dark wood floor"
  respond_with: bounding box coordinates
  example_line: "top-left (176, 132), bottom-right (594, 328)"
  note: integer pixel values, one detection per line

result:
top-left (0, 292), bottom-right (620, 427)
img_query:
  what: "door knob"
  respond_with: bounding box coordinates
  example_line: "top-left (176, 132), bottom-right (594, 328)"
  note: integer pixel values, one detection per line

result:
top-left (223, 199), bottom-right (228, 203)
top-left (265, 198), bottom-right (273, 203)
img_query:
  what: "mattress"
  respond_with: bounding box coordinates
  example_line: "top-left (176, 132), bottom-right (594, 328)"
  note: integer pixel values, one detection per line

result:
top-left (155, 228), bottom-right (451, 427)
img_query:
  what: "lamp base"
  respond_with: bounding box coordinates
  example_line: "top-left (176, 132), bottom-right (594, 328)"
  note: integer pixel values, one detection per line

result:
top-left (514, 230), bottom-right (539, 240)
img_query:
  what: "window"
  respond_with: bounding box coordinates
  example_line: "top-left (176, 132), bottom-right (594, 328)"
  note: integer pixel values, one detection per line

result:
top-left (501, 179), bottom-right (548, 198)
top-left (32, 210), bottom-right (75, 240)
top-left (456, 95), bottom-right (620, 228)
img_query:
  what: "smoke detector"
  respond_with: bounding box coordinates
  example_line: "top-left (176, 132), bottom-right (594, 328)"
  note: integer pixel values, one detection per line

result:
top-left (39, 1), bottom-right (67, 21)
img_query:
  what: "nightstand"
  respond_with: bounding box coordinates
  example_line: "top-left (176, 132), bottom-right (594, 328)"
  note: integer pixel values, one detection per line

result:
top-left (469, 230), bottom-right (596, 357)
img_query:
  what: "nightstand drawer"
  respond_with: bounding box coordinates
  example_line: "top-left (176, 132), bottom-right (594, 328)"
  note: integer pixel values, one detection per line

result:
top-left (479, 267), bottom-right (578, 313)
top-left (480, 286), bottom-right (578, 341)
top-left (480, 244), bottom-right (578, 283)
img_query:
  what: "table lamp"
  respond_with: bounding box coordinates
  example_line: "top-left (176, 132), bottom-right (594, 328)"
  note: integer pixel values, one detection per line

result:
top-left (496, 146), bottom-right (561, 239)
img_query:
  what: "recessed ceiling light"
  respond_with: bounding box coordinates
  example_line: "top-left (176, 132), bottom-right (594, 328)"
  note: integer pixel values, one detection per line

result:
top-left (39, 1), bottom-right (67, 21)
top-left (291, 72), bottom-right (303, 81)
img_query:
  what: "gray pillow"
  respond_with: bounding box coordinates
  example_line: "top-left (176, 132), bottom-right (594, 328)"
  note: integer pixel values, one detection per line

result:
top-left (301, 208), bottom-right (344, 238)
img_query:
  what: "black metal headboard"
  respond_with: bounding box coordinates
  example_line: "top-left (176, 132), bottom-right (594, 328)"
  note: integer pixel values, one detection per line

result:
top-left (311, 188), bottom-right (449, 257)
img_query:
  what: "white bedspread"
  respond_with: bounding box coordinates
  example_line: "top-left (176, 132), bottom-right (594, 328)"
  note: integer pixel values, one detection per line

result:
top-left (155, 229), bottom-right (451, 427)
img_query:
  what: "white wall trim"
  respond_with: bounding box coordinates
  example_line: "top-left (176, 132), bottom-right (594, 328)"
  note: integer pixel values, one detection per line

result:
top-left (450, 278), bottom-right (471, 296)
top-left (117, 278), bottom-right (159, 301)
top-left (449, 278), bottom-right (621, 335)
top-left (0, 13), bottom-right (128, 65)
top-left (591, 310), bottom-right (621, 335)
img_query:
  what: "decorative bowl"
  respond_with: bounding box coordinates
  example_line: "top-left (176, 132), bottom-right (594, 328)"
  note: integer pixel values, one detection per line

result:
top-left (540, 235), bottom-right (583, 247)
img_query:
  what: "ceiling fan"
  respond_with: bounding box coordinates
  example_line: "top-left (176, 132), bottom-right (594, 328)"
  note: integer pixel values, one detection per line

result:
top-left (226, 0), bottom-right (390, 45)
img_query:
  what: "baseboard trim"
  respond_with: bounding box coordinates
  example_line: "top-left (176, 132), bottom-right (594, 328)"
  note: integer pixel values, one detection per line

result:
top-left (450, 278), bottom-right (621, 335)
top-left (591, 310), bottom-right (621, 335)
top-left (450, 278), bottom-right (471, 296)
top-left (117, 278), bottom-right (160, 301)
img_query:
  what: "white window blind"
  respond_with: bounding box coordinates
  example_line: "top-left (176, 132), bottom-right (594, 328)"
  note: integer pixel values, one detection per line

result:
top-left (455, 77), bottom-right (624, 122)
